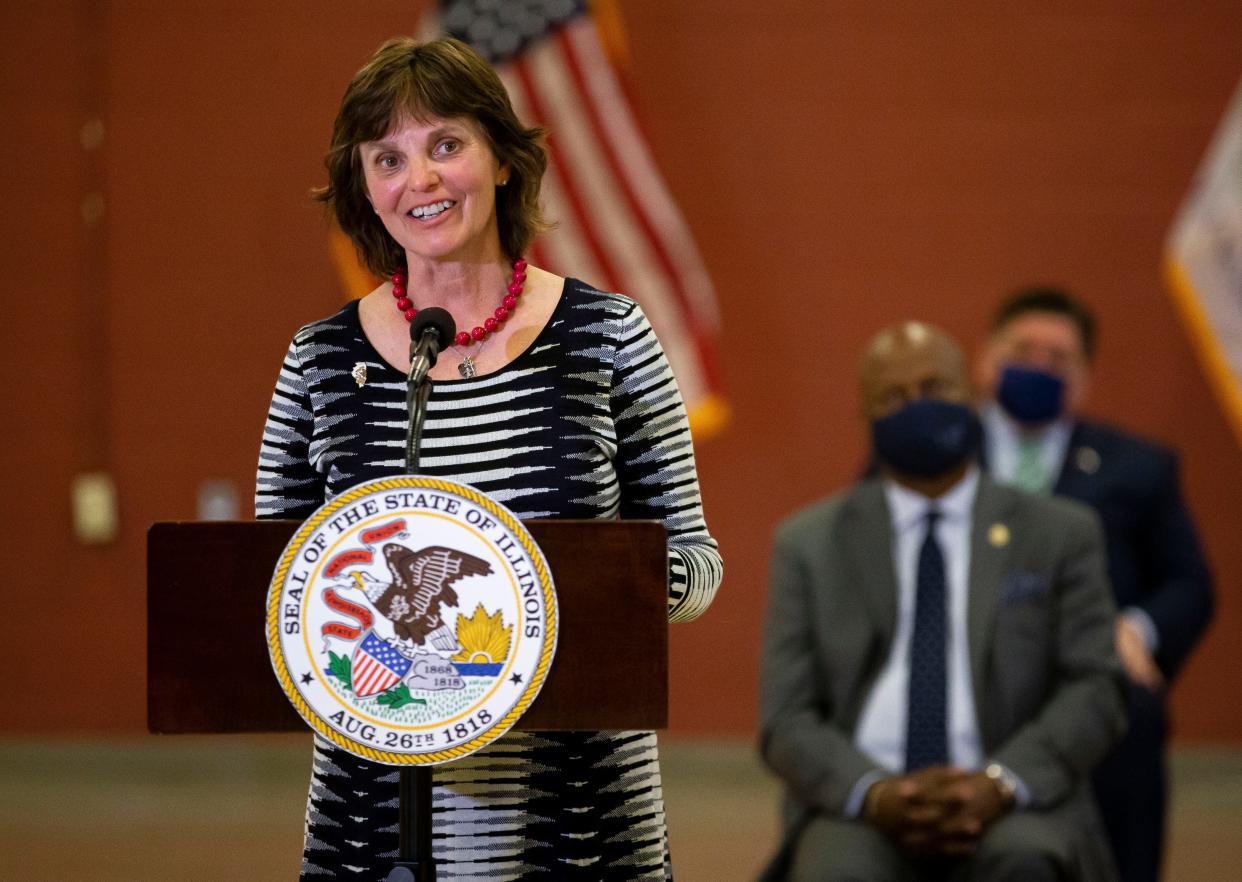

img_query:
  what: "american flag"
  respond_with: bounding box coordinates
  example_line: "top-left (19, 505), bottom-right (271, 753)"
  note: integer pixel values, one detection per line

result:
top-left (351, 632), bottom-right (414, 698)
top-left (331, 4), bottom-right (726, 432)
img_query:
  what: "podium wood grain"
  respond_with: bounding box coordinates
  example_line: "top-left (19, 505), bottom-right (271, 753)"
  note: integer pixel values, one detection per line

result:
top-left (147, 520), bottom-right (667, 734)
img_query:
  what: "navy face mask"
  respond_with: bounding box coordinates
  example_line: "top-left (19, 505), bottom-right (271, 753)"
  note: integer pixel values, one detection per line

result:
top-left (996, 365), bottom-right (1066, 424)
top-left (871, 398), bottom-right (981, 479)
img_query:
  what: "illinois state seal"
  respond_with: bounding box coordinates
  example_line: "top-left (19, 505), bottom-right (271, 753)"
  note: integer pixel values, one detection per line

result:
top-left (266, 477), bottom-right (557, 765)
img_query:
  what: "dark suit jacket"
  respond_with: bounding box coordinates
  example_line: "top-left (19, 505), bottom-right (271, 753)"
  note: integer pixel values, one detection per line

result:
top-left (1045, 420), bottom-right (1213, 678)
top-left (759, 476), bottom-right (1126, 878)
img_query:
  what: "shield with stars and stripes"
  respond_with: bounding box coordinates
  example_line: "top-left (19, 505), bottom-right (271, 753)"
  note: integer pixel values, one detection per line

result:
top-left (350, 631), bottom-right (414, 698)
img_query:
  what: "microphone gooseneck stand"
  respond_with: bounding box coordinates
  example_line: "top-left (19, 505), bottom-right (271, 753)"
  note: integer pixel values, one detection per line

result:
top-left (404, 378), bottom-right (433, 476)
top-left (387, 307), bottom-right (456, 882)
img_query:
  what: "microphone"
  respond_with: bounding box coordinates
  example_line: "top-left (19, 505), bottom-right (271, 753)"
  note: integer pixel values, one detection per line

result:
top-left (408, 307), bottom-right (456, 387)
top-left (404, 307), bottom-right (455, 475)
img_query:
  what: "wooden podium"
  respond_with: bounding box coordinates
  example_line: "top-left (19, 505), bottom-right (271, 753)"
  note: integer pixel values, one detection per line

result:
top-left (147, 519), bottom-right (668, 735)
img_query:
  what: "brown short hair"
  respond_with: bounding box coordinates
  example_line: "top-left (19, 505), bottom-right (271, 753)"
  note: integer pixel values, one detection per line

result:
top-left (315, 37), bottom-right (549, 276)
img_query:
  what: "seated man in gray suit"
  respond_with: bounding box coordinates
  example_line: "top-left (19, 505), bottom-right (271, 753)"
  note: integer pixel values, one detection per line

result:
top-left (759, 321), bottom-right (1126, 882)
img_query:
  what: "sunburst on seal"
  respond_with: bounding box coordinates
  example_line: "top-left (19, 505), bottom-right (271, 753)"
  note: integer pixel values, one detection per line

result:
top-left (452, 604), bottom-right (512, 664)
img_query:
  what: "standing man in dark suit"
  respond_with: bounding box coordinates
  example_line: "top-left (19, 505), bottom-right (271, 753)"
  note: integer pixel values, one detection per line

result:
top-left (975, 287), bottom-right (1215, 882)
top-left (760, 322), bottom-right (1126, 881)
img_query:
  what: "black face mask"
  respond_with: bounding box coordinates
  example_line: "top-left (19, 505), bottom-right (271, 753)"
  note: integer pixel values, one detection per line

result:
top-left (871, 398), bottom-right (981, 479)
top-left (996, 364), bottom-right (1067, 424)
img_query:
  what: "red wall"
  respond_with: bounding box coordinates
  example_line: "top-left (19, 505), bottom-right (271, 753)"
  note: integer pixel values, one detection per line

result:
top-left (3, 2), bottom-right (1241, 741)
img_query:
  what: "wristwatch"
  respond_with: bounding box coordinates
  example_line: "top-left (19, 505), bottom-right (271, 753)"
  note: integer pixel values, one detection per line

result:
top-left (984, 762), bottom-right (1018, 807)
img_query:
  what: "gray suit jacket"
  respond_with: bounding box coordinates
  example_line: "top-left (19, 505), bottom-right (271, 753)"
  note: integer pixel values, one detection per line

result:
top-left (759, 475), bottom-right (1126, 877)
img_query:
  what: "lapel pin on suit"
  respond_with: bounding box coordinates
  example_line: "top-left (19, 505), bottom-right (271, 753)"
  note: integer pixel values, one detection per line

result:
top-left (989, 523), bottom-right (1010, 547)
top-left (1074, 446), bottom-right (1100, 474)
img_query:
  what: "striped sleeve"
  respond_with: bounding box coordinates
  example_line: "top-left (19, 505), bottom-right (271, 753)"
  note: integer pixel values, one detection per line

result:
top-left (255, 337), bottom-right (326, 520)
top-left (608, 300), bottom-right (723, 623)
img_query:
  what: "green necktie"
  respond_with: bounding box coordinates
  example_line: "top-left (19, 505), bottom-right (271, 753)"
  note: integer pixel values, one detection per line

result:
top-left (1013, 435), bottom-right (1047, 493)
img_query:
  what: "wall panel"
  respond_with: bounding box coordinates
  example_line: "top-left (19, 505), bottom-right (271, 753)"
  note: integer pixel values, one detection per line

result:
top-left (2, 2), bottom-right (1239, 741)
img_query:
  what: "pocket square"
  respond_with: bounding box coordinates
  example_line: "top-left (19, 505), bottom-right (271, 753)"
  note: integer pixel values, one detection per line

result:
top-left (998, 569), bottom-right (1048, 604)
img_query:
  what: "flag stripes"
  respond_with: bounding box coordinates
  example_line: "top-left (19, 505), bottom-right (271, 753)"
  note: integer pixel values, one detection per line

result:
top-left (505, 19), bottom-right (716, 411)
top-left (439, 3), bottom-right (727, 436)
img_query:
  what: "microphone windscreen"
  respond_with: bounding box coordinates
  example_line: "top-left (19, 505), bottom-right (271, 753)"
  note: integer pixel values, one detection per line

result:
top-left (409, 306), bottom-right (457, 347)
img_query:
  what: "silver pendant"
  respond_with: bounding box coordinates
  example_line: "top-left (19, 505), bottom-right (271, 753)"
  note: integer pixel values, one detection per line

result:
top-left (458, 356), bottom-right (477, 379)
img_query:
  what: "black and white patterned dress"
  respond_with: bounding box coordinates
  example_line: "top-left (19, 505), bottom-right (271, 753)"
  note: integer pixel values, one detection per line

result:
top-left (256, 279), bottom-right (723, 880)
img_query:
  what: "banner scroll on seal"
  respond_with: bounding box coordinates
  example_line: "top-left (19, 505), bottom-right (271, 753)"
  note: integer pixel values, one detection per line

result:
top-left (266, 477), bottom-right (558, 765)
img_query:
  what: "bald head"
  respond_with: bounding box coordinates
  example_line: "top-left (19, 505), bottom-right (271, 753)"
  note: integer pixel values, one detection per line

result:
top-left (859, 322), bottom-right (972, 419)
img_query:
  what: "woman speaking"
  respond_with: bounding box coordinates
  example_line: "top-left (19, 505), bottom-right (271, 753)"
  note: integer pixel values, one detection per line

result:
top-left (256, 36), bottom-right (723, 880)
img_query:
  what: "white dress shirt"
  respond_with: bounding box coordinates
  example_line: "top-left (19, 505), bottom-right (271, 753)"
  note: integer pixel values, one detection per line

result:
top-left (853, 467), bottom-right (984, 777)
top-left (981, 404), bottom-right (1072, 492)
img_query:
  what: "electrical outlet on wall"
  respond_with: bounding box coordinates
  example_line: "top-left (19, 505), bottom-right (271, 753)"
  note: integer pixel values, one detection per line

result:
top-left (71, 472), bottom-right (118, 544)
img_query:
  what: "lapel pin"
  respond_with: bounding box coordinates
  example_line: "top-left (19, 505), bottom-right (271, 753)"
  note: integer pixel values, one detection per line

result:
top-left (1075, 446), bottom-right (1100, 474)
top-left (988, 523), bottom-right (1010, 548)
top-left (351, 362), bottom-right (368, 388)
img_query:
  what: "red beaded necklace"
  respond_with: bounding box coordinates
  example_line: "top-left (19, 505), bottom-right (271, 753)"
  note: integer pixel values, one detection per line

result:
top-left (390, 257), bottom-right (527, 348)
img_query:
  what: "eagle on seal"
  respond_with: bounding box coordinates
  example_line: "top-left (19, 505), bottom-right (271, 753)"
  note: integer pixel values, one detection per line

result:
top-left (358, 543), bottom-right (492, 651)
